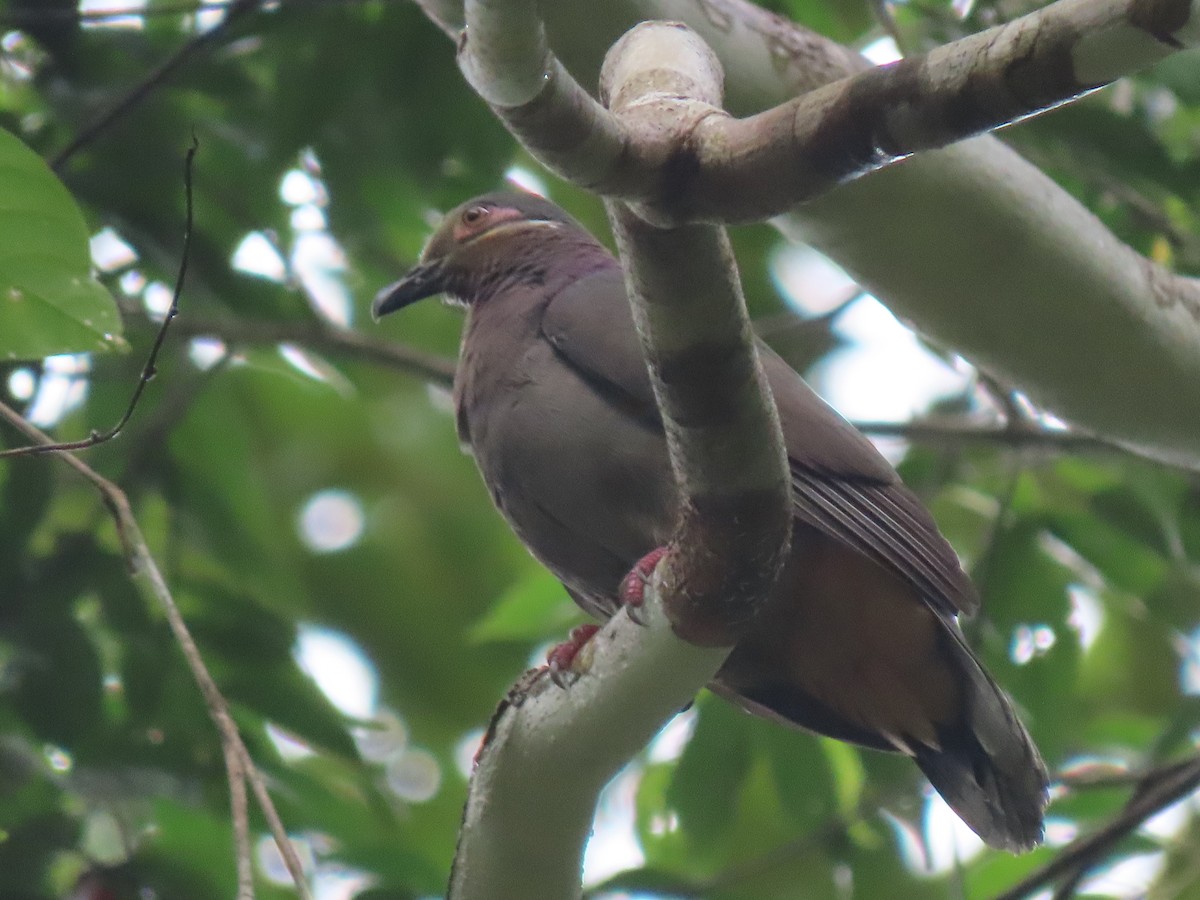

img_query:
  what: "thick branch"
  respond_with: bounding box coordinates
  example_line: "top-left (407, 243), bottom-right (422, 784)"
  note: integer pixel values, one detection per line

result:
top-left (601, 27), bottom-right (791, 646)
top-left (606, 207), bottom-right (792, 639)
top-left (455, 0), bottom-right (1200, 221)
top-left (428, 0), bottom-right (1200, 466)
top-left (450, 603), bottom-right (729, 900)
top-left (449, 22), bottom-right (791, 898)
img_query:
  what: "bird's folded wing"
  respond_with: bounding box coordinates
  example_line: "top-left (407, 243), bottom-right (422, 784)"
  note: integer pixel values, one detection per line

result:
top-left (541, 270), bottom-right (978, 617)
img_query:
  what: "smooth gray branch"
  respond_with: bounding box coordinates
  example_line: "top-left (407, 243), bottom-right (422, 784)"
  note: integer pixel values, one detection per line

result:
top-left (422, 0), bottom-right (1200, 466)
top-left (454, 0), bottom-right (1200, 222)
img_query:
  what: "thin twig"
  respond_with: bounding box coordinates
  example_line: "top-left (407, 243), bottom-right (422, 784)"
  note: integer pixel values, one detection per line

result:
top-left (0, 400), bottom-right (315, 900)
top-left (868, 0), bottom-right (907, 54)
top-left (223, 738), bottom-right (256, 900)
top-left (996, 755), bottom-right (1200, 900)
top-left (51, 1), bottom-right (258, 171)
top-left (1, 137), bottom-right (198, 460)
top-left (172, 316), bottom-right (458, 387)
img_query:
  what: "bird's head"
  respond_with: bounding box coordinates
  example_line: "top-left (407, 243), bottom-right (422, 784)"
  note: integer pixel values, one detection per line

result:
top-left (372, 192), bottom-right (583, 318)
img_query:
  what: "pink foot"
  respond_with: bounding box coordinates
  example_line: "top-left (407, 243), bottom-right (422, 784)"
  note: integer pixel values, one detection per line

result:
top-left (619, 546), bottom-right (669, 620)
top-left (546, 624), bottom-right (600, 687)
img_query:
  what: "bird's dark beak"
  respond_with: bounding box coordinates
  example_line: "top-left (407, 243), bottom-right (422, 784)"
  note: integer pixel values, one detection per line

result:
top-left (371, 260), bottom-right (447, 320)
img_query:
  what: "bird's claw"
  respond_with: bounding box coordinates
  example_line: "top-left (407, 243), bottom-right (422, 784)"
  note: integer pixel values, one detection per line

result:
top-left (545, 623), bottom-right (600, 688)
top-left (619, 546), bottom-right (669, 617)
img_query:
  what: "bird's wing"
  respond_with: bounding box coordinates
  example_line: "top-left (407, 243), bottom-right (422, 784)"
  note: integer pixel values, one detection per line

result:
top-left (541, 270), bottom-right (977, 617)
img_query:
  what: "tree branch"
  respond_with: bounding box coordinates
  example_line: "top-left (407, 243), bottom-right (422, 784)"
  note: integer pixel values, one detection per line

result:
top-left (50, 0), bottom-right (259, 171)
top-left (171, 316), bottom-right (457, 387)
top-left (0, 415), bottom-right (312, 897)
top-left (456, 0), bottom-right (1200, 222)
top-left (422, 0), bottom-right (1200, 467)
top-left (449, 21), bottom-right (792, 899)
top-left (997, 754), bottom-right (1200, 899)
top-left (602, 23), bottom-right (792, 645)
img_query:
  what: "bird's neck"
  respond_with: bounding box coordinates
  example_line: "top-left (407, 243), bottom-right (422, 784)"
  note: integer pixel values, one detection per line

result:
top-left (458, 234), bottom-right (620, 308)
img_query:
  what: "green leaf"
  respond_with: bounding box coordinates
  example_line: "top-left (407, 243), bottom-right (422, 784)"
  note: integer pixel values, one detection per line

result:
top-left (0, 127), bottom-right (125, 360)
top-left (666, 698), bottom-right (753, 847)
top-left (468, 569), bottom-right (582, 644)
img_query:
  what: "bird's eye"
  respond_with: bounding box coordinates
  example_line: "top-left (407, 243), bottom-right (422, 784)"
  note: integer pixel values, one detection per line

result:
top-left (462, 206), bottom-right (489, 226)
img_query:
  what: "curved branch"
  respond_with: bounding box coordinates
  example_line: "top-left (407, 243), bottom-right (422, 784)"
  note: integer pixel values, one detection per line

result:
top-left (423, 0), bottom-right (1200, 467)
top-left (449, 22), bottom-right (792, 898)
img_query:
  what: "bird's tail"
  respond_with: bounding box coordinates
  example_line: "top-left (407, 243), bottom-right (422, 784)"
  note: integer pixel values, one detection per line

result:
top-left (913, 629), bottom-right (1048, 852)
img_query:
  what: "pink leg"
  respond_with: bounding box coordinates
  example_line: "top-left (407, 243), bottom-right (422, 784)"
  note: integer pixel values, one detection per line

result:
top-left (546, 624), bottom-right (600, 686)
top-left (619, 546), bottom-right (669, 616)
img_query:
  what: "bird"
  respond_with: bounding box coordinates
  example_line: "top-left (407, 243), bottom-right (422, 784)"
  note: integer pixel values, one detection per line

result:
top-left (373, 191), bottom-right (1048, 852)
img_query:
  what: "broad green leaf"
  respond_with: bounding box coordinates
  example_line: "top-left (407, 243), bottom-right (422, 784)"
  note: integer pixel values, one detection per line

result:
top-left (468, 568), bottom-right (582, 643)
top-left (0, 128), bottom-right (125, 359)
top-left (667, 698), bottom-right (753, 847)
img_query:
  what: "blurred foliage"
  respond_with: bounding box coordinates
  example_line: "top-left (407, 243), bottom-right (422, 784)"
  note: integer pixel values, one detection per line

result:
top-left (0, 0), bottom-right (1197, 897)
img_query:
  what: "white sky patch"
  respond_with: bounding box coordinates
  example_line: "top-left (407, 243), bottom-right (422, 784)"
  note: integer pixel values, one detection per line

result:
top-left (293, 231), bottom-right (352, 327)
top-left (810, 296), bottom-right (966, 423)
top-left (862, 35), bottom-right (902, 65)
top-left (44, 744), bottom-right (73, 773)
top-left (292, 203), bottom-right (327, 232)
top-left (1141, 795), bottom-right (1190, 841)
top-left (142, 280), bottom-right (174, 320)
top-left (294, 625), bottom-right (378, 719)
top-left (1180, 626), bottom-right (1200, 696)
top-left (1044, 817), bottom-right (1079, 847)
top-left (280, 168), bottom-right (326, 206)
top-left (232, 231), bottom-right (288, 282)
top-left (266, 722), bottom-right (315, 761)
top-left (453, 728), bottom-right (486, 779)
top-left (298, 489), bottom-right (365, 554)
top-left (1068, 584), bottom-right (1105, 652)
top-left (7, 368), bottom-right (35, 401)
top-left (89, 226), bottom-right (138, 271)
top-left (770, 243), bottom-right (858, 316)
top-left (1078, 851), bottom-right (1166, 898)
top-left (647, 705), bottom-right (697, 763)
top-left (277, 343), bottom-right (353, 395)
top-left (79, 0), bottom-right (146, 30)
top-left (770, 243), bottom-right (964, 427)
top-left (356, 710), bottom-right (410, 764)
top-left (313, 867), bottom-right (376, 900)
top-left (386, 748), bottom-right (442, 803)
top-left (583, 764), bottom-right (645, 885)
top-left (119, 269), bottom-right (146, 296)
top-left (258, 833), bottom-right (315, 886)
top-left (188, 336), bottom-right (227, 370)
top-left (1010, 623), bottom-right (1056, 666)
top-left (26, 354), bottom-right (90, 427)
top-left (192, 3), bottom-right (227, 33)
top-left (920, 791), bottom-right (986, 874)
top-left (2, 31), bottom-right (41, 82)
top-left (504, 165), bottom-right (549, 197)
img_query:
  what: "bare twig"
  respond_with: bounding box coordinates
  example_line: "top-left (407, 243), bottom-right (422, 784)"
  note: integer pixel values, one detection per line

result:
top-left (2, 138), bottom-right (198, 460)
top-left (852, 420), bottom-right (1134, 455)
top-left (997, 755), bottom-right (1200, 900)
top-left (869, 0), bottom-right (907, 54)
top-left (173, 316), bottom-right (458, 387)
top-left (0, 401), bottom-right (314, 898)
top-left (222, 739), bottom-right (256, 900)
top-left (51, 1), bottom-right (258, 171)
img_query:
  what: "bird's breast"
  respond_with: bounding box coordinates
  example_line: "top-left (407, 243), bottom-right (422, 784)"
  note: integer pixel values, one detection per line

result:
top-left (456, 322), bottom-right (676, 607)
